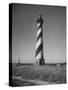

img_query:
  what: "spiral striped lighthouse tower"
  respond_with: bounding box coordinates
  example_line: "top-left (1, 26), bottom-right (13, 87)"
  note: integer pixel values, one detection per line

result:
top-left (35, 15), bottom-right (45, 65)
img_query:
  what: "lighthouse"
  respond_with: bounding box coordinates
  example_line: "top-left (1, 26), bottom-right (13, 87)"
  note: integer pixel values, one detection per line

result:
top-left (35, 15), bottom-right (45, 65)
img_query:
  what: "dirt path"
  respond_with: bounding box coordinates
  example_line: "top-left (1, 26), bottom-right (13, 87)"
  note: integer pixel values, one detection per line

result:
top-left (12, 76), bottom-right (55, 85)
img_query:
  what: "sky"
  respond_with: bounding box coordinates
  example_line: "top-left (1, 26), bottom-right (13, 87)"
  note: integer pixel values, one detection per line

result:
top-left (12, 3), bottom-right (66, 63)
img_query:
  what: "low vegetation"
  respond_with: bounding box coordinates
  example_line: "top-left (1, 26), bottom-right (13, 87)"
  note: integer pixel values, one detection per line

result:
top-left (12, 63), bottom-right (66, 86)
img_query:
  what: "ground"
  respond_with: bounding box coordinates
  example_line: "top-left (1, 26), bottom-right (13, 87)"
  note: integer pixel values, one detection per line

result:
top-left (12, 63), bottom-right (66, 86)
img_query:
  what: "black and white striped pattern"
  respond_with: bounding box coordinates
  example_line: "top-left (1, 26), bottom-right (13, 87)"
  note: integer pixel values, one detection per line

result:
top-left (35, 15), bottom-right (44, 65)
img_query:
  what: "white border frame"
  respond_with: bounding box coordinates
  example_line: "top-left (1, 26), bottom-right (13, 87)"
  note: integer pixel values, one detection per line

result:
top-left (0, 0), bottom-right (68, 90)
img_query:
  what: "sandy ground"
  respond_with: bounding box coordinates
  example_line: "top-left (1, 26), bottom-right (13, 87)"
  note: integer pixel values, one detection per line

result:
top-left (12, 76), bottom-right (56, 85)
top-left (12, 64), bottom-right (66, 86)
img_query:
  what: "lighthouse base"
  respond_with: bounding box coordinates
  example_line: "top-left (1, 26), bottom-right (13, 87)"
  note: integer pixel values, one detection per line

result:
top-left (35, 59), bottom-right (45, 65)
top-left (39, 59), bottom-right (45, 65)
